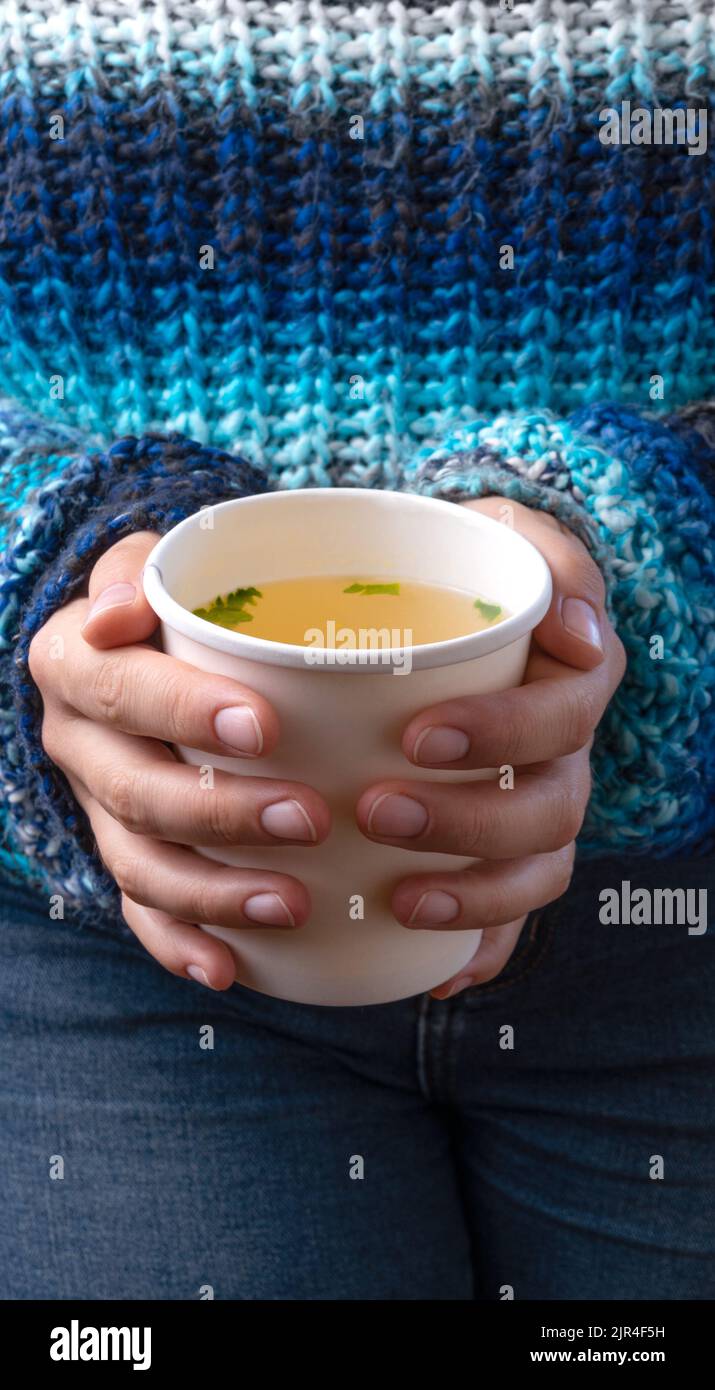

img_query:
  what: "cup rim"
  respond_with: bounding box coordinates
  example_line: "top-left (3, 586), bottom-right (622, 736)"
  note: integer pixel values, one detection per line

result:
top-left (142, 489), bottom-right (552, 673)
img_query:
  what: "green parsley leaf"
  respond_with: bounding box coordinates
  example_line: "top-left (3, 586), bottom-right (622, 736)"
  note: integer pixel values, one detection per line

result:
top-left (473, 598), bottom-right (502, 622)
top-left (343, 582), bottom-right (400, 595)
top-left (193, 586), bottom-right (262, 629)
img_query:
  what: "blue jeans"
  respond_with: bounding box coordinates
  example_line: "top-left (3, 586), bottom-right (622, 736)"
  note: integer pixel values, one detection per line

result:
top-left (0, 854), bottom-right (713, 1301)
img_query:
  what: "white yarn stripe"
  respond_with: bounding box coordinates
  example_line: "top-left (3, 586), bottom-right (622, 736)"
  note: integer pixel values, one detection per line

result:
top-left (0, 1), bottom-right (711, 103)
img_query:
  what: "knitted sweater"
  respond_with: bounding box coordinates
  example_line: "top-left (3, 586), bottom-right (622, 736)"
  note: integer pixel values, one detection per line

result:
top-left (0, 2), bottom-right (713, 920)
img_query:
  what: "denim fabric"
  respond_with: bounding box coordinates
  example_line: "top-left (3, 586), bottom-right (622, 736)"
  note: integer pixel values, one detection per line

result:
top-left (0, 853), bottom-right (713, 1301)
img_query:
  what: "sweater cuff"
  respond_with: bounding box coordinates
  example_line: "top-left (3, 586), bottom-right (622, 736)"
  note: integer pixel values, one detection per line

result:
top-left (398, 412), bottom-right (618, 616)
top-left (398, 404), bottom-right (715, 858)
top-left (0, 431), bottom-right (269, 918)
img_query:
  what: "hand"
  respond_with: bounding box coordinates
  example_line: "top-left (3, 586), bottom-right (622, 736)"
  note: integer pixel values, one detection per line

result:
top-left (355, 497), bottom-right (627, 999)
top-left (28, 532), bottom-right (331, 990)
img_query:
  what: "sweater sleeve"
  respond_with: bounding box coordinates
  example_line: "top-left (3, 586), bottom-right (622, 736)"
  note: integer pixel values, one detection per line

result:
top-left (0, 404), bottom-right (269, 916)
top-left (396, 402), bottom-right (715, 860)
top-left (1, 400), bottom-right (712, 924)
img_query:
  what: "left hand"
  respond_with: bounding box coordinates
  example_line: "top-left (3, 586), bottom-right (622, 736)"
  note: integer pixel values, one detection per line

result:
top-left (355, 496), bottom-right (626, 999)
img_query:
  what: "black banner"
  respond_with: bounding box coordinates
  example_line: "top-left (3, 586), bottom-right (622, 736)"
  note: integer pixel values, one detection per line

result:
top-left (1, 1298), bottom-right (709, 1373)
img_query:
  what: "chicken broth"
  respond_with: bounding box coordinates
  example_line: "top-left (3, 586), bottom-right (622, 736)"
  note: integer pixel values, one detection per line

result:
top-left (193, 576), bottom-right (507, 647)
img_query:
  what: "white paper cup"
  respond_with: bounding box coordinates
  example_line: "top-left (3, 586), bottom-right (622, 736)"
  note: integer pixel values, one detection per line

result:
top-left (143, 489), bottom-right (551, 1006)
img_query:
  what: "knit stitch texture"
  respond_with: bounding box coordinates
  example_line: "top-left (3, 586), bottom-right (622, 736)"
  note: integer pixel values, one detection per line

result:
top-left (1, 1), bottom-right (715, 474)
top-left (0, 2), bottom-right (713, 917)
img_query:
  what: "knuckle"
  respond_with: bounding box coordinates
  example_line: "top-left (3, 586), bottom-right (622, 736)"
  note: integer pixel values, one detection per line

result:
top-left (91, 654), bottom-right (127, 725)
top-left (563, 686), bottom-right (598, 752)
top-left (109, 853), bottom-right (146, 902)
top-left (500, 702), bottom-right (533, 765)
top-left (483, 879), bottom-right (516, 927)
top-left (158, 669), bottom-right (198, 740)
top-left (182, 875), bottom-right (215, 926)
top-left (551, 788), bottom-right (585, 847)
top-left (202, 792), bottom-right (241, 846)
top-left (579, 753), bottom-right (594, 802)
top-left (106, 766), bottom-right (145, 833)
top-left (550, 845), bottom-right (576, 899)
top-left (461, 798), bottom-right (490, 854)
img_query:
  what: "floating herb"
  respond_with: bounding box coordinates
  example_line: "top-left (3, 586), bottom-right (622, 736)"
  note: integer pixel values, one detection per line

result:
top-left (343, 582), bottom-right (400, 595)
top-left (473, 597), bottom-right (502, 622)
top-left (194, 586), bottom-right (262, 629)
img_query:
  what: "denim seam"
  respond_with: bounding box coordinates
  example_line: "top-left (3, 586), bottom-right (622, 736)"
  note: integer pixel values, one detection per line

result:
top-left (416, 993), bottom-right (457, 1104)
top-left (439, 1001), bottom-right (454, 1104)
top-left (445, 999), bottom-right (464, 1107)
top-left (415, 992), bottom-right (432, 1100)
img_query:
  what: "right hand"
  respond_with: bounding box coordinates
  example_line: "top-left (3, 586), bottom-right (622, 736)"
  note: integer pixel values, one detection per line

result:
top-left (28, 532), bottom-right (331, 989)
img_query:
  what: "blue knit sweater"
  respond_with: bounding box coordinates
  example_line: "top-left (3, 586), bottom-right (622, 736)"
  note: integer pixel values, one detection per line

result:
top-left (0, 3), bottom-right (713, 919)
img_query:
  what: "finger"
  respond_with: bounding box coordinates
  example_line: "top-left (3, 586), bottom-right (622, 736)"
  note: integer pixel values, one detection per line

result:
top-left (402, 635), bottom-right (625, 770)
top-left (30, 598), bottom-right (281, 758)
top-left (462, 496), bottom-right (608, 670)
top-left (81, 531), bottom-right (162, 649)
top-left (50, 715), bottom-right (330, 846)
top-left (357, 751), bottom-right (590, 858)
top-left (121, 896), bottom-right (239, 991)
top-left (430, 916), bottom-right (527, 999)
top-left (391, 843), bottom-right (576, 929)
top-left (72, 784), bottom-right (312, 931)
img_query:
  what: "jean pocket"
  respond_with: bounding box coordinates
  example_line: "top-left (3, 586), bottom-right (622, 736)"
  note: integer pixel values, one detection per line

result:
top-left (461, 905), bottom-right (558, 1003)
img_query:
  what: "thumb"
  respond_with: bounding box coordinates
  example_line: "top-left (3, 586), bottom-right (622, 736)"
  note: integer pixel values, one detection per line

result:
top-left (460, 496), bottom-right (607, 672)
top-left (531, 527), bottom-right (606, 672)
top-left (81, 531), bottom-right (162, 649)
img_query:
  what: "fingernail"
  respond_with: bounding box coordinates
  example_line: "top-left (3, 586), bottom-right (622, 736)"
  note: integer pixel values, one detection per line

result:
top-left (407, 890), bottom-right (460, 925)
top-left (214, 705), bottom-right (264, 756)
top-left (186, 964), bottom-right (211, 988)
top-left (260, 799), bottom-right (317, 841)
top-left (561, 598), bottom-right (603, 652)
top-left (367, 793), bottom-right (428, 838)
top-left (445, 976), bottom-right (472, 997)
top-left (413, 726), bottom-right (470, 764)
top-left (82, 582), bottom-right (136, 626)
top-left (243, 892), bottom-right (296, 926)
top-left (435, 976), bottom-right (472, 1000)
